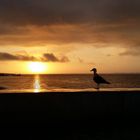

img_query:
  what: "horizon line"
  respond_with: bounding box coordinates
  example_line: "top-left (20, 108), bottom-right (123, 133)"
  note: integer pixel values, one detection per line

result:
top-left (0, 72), bottom-right (140, 75)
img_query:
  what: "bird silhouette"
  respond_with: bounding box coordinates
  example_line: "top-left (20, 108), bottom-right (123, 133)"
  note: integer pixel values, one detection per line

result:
top-left (90, 68), bottom-right (110, 89)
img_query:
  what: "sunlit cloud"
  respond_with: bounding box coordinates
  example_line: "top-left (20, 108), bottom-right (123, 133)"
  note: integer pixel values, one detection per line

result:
top-left (0, 52), bottom-right (69, 63)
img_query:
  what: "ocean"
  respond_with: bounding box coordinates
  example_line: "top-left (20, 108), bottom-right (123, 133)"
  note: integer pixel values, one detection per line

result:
top-left (0, 74), bottom-right (140, 92)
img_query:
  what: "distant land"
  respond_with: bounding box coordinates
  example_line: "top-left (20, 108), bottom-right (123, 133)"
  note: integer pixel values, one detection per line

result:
top-left (0, 73), bottom-right (21, 76)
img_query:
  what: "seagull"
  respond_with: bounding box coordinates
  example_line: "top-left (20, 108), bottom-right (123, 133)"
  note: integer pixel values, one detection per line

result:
top-left (90, 68), bottom-right (110, 89)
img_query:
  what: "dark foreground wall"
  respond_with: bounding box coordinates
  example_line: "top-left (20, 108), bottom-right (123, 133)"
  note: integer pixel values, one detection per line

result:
top-left (0, 91), bottom-right (139, 126)
top-left (0, 91), bottom-right (140, 139)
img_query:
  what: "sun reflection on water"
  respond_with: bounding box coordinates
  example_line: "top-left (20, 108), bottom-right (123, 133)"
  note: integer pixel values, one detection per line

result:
top-left (34, 75), bottom-right (41, 93)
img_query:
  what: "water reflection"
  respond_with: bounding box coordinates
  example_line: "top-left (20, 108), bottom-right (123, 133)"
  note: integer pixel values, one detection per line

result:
top-left (34, 75), bottom-right (41, 93)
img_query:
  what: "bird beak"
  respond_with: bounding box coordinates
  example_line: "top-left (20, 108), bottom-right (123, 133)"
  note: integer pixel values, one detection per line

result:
top-left (90, 69), bottom-right (93, 72)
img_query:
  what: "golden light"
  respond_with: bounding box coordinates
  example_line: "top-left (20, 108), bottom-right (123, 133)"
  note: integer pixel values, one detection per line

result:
top-left (28, 62), bottom-right (47, 73)
top-left (34, 75), bottom-right (41, 93)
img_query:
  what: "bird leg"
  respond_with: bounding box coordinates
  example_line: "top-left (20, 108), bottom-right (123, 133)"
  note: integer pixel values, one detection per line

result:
top-left (96, 84), bottom-right (100, 90)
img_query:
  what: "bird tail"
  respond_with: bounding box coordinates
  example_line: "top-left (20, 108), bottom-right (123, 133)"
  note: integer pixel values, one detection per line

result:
top-left (105, 81), bottom-right (110, 84)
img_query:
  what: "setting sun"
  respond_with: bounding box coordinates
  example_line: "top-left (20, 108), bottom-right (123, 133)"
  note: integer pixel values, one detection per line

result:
top-left (28, 62), bottom-right (47, 73)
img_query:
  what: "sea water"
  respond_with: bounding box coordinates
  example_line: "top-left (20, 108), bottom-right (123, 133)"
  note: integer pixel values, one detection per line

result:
top-left (0, 74), bottom-right (140, 92)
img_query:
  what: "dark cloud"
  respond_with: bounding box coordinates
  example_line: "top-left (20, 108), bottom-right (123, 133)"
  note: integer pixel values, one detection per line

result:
top-left (0, 52), bottom-right (69, 62)
top-left (0, 52), bottom-right (37, 61)
top-left (42, 53), bottom-right (59, 62)
top-left (0, 52), bottom-right (18, 60)
top-left (42, 53), bottom-right (69, 62)
top-left (0, 0), bottom-right (139, 55)
top-left (0, 0), bottom-right (139, 25)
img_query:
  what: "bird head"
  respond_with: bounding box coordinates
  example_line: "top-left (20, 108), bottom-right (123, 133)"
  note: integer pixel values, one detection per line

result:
top-left (90, 68), bottom-right (97, 73)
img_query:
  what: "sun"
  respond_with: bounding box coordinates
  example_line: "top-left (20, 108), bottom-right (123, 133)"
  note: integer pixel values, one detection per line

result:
top-left (28, 62), bottom-right (47, 73)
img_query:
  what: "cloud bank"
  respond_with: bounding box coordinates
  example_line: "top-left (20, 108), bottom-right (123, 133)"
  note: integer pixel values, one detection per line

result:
top-left (0, 0), bottom-right (139, 25)
top-left (0, 52), bottom-right (69, 62)
top-left (0, 0), bottom-right (139, 54)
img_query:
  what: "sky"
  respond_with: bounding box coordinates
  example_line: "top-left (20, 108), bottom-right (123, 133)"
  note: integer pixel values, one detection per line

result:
top-left (0, 0), bottom-right (140, 74)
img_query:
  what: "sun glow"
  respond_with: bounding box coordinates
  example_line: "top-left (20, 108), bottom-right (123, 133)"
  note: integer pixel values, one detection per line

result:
top-left (28, 62), bottom-right (47, 73)
top-left (34, 75), bottom-right (41, 93)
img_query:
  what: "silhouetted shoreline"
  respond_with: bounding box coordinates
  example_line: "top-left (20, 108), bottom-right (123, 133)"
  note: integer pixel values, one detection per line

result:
top-left (0, 73), bottom-right (21, 76)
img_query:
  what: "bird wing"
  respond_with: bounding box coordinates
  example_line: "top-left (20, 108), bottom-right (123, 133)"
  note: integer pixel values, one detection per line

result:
top-left (94, 74), bottom-right (110, 84)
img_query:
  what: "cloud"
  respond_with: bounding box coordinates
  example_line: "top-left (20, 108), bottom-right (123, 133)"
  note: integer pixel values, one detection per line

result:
top-left (0, 52), bottom-right (69, 62)
top-left (78, 58), bottom-right (84, 63)
top-left (0, 0), bottom-right (140, 55)
top-left (0, 52), bottom-right (37, 61)
top-left (42, 53), bottom-right (69, 62)
top-left (0, 0), bottom-right (139, 25)
top-left (119, 50), bottom-right (140, 56)
top-left (0, 23), bottom-right (139, 46)
top-left (42, 53), bottom-right (59, 62)
top-left (60, 56), bottom-right (69, 62)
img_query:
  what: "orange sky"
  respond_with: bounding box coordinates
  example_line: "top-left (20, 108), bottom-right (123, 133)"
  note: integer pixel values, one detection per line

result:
top-left (0, 0), bottom-right (140, 74)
